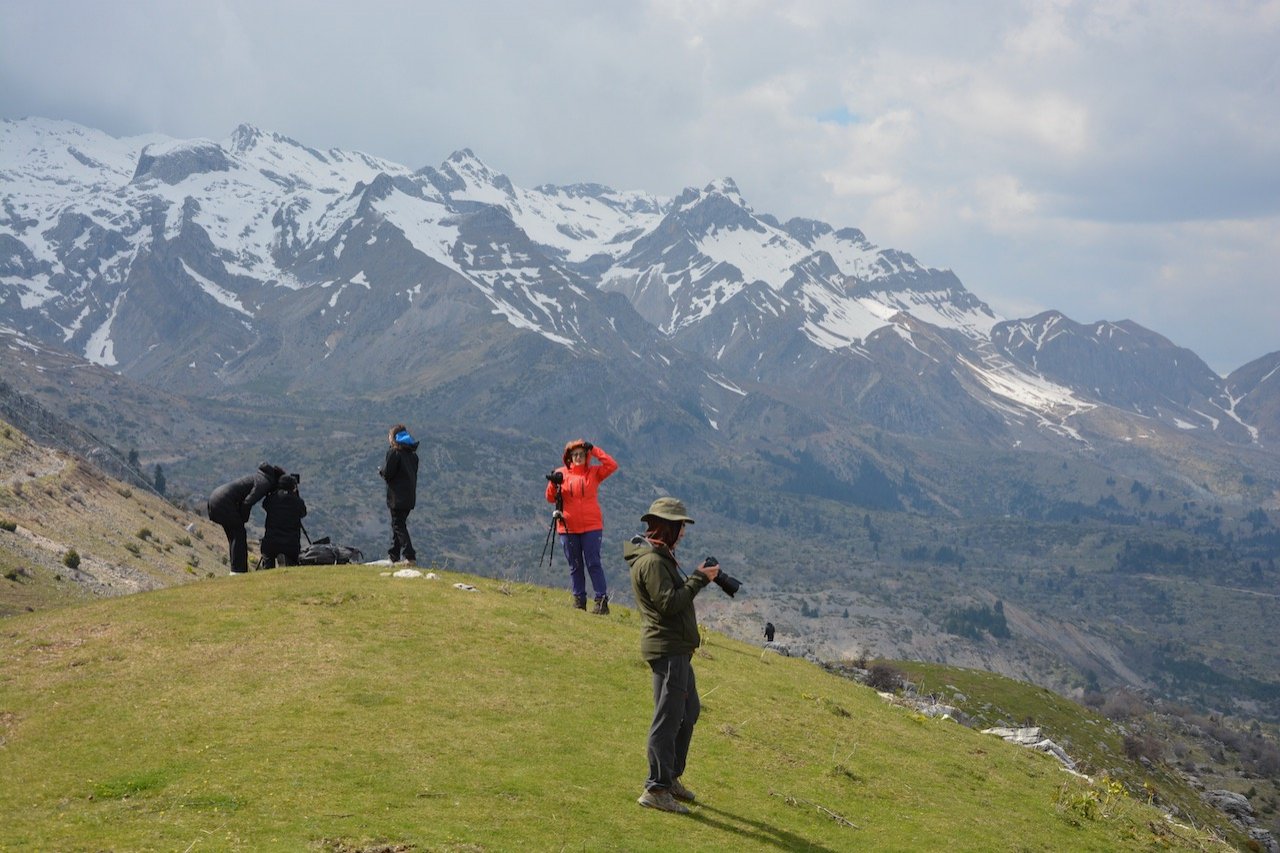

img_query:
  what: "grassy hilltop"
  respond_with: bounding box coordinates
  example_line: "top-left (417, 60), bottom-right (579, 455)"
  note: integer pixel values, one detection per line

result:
top-left (0, 565), bottom-right (1230, 852)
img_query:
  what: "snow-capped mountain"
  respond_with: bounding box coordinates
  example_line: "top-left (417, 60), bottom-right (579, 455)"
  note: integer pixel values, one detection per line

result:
top-left (0, 116), bottom-right (1273, 454)
top-left (597, 176), bottom-right (997, 349)
top-left (1226, 350), bottom-right (1280, 444)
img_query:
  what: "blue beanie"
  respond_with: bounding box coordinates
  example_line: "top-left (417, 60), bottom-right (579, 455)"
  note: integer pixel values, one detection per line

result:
top-left (394, 429), bottom-right (414, 445)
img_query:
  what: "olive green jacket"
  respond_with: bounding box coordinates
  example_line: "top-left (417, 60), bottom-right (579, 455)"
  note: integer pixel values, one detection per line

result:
top-left (624, 536), bottom-right (710, 661)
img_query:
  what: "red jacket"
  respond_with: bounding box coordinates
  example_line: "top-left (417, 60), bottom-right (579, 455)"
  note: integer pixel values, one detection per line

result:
top-left (545, 446), bottom-right (618, 533)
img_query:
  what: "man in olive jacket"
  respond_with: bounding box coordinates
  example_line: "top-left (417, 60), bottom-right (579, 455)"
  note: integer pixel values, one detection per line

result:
top-left (625, 497), bottom-right (721, 814)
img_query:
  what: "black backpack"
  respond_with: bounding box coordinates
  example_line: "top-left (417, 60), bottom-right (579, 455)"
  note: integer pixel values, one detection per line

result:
top-left (297, 538), bottom-right (364, 565)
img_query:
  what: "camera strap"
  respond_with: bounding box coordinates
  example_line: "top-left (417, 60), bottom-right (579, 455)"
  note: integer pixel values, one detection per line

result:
top-left (635, 534), bottom-right (685, 578)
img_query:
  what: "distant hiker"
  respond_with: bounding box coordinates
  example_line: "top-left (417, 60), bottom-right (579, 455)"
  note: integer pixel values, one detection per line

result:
top-left (259, 474), bottom-right (307, 568)
top-left (764, 621), bottom-right (775, 643)
top-left (207, 463), bottom-right (285, 574)
top-left (625, 497), bottom-right (718, 814)
top-left (546, 439), bottom-right (618, 613)
top-left (379, 424), bottom-right (419, 564)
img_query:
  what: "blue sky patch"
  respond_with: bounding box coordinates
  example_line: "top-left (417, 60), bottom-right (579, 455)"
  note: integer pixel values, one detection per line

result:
top-left (817, 106), bottom-right (861, 126)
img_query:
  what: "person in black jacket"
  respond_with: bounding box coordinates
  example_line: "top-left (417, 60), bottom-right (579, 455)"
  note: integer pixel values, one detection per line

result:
top-left (259, 474), bottom-right (307, 568)
top-left (207, 463), bottom-right (284, 574)
top-left (379, 424), bottom-right (419, 564)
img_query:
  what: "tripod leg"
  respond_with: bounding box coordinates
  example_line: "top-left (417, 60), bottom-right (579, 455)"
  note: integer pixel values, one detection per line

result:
top-left (540, 518), bottom-right (556, 567)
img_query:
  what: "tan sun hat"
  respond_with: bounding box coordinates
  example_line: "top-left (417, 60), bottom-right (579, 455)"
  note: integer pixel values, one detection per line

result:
top-left (641, 497), bottom-right (695, 525)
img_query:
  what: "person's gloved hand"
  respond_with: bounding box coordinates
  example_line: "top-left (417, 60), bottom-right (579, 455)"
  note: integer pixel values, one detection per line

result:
top-left (582, 442), bottom-right (594, 452)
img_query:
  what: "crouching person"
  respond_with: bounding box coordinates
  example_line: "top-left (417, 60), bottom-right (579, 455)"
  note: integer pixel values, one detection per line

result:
top-left (260, 474), bottom-right (306, 568)
top-left (625, 497), bottom-right (719, 814)
top-left (208, 463), bottom-right (284, 575)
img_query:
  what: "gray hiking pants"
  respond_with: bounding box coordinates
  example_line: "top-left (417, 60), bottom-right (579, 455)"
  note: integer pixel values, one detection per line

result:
top-left (645, 654), bottom-right (700, 792)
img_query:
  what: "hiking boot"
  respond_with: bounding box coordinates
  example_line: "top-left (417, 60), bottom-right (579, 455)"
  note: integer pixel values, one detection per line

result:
top-left (572, 594), bottom-right (587, 610)
top-left (637, 788), bottom-right (689, 814)
top-left (592, 595), bottom-right (610, 615)
top-left (669, 777), bottom-right (696, 803)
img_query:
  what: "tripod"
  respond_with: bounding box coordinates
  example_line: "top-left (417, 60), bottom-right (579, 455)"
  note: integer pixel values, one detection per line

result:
top-left (540, 482), bottom-right (565, 568)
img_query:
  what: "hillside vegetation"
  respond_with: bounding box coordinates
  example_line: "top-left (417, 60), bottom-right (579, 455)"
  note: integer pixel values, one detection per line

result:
top-left (887, 661), bottom-right (1276, 845)
top-left (0, 565), bottom-right (1230, 852)
top-left (0, 418), bottom-right (227, 616)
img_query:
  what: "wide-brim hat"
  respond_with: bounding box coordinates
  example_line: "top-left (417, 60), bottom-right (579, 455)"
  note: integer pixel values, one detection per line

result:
top-left (641, 497), bottom-right (694, 525)
top-left (562, 439), bottom-right (588, 466)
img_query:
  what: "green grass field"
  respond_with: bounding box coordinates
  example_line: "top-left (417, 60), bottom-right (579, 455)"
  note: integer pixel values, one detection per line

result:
top-left (0, 565), bottom-right (1228, 852)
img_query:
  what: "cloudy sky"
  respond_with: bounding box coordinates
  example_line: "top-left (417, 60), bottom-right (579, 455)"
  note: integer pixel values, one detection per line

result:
top-left (3, 0), bottom-right (1278, 372)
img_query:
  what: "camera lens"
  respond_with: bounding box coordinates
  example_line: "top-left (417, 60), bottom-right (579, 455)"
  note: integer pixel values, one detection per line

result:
top-left (713, 572), bottom-right (741, 597)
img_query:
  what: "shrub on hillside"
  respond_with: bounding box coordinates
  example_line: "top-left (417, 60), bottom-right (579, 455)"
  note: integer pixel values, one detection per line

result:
top-left (63, 549), bottom-right (80, 569)
top-left (1100, 689), bottom-right (1147, 720)
top-left (0, 519), bottom-right (16, 532)
top-left (941, 601), bottom-right (1011, 640)
top-left (866, 663), bottom-right (905, 693)
top-left (1123, 732), bottom-right (1164, 764)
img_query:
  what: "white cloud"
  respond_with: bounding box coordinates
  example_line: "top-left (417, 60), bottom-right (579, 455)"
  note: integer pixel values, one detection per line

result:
top-left (959, 175), bottom-right (1043, 231)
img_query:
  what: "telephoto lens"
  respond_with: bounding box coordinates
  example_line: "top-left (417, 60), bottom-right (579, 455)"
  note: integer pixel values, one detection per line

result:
top-left (713, 572), bottom-right (742, 597)
top-left (702, 556), bottom-right (742, 597)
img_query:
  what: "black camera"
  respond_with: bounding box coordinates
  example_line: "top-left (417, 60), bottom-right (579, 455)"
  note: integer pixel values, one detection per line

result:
top-left (701, 556), bottom-right (741, 598)
top-left (545, 471), bottom-right (564, 485)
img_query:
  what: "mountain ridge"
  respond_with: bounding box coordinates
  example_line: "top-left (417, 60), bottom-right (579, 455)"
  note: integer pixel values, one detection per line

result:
top-left (2, 116), bottom-right (1270, 462)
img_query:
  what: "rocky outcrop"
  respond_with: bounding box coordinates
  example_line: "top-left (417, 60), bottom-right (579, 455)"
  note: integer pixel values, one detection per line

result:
top-left (1201, 789), bottom-right (1278, 851)
top-left (132, 140), bottom-right (232, 185)
top-left (982, 726), bottom-right (1079, 772)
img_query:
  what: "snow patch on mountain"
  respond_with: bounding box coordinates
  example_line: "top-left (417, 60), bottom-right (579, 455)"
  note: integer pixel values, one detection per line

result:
top-left (180, 261), bottom-right (251, 316)
top-left (800, 294), bottom-right (895, 349)
top-left (866, 284), bottom-right (1001, 340)
top-left (372, 190), bottom-right (463, 274)
top-left (959, 354), bottom-right (1095, 441)
top-left (84, 294), bottom-right (124, 367)
top-left (508, 187), bottom-right (664, 263)
top-left (698, 225), bottom-right (810, 286)
top-left (805, 231), bottom-right (882, 279)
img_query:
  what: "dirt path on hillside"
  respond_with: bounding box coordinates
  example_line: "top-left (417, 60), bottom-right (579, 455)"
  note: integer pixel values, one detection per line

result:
top-left (7, 524), bottom-right (159, 596)
top-left (1138, 573), bottom-right (1280, 600)
top-left (1, 448), bottom-right (68, 486)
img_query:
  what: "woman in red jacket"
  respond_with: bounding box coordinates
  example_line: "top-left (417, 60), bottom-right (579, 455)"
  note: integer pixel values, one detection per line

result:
top-left (546, 439), bottom-right (618, 613)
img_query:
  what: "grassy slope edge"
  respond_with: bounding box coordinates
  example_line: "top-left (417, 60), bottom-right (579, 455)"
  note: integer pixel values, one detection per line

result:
top-left (0, 566), bottom-right (1227, 852)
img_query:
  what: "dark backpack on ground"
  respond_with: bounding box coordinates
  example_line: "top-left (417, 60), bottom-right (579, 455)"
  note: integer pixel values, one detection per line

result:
top-left (297, 537), bottom-right (364, 565)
